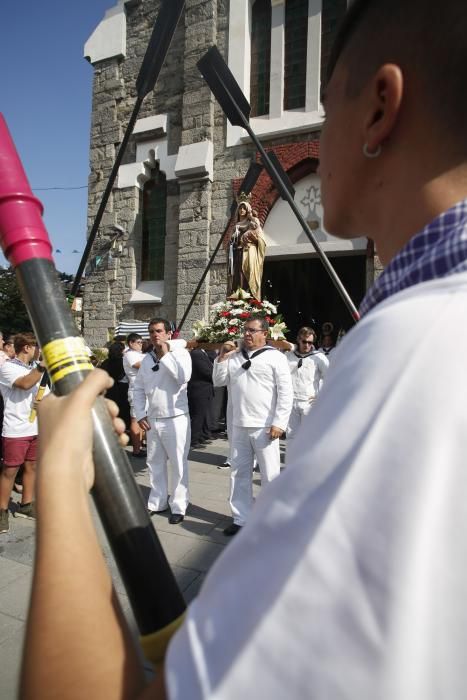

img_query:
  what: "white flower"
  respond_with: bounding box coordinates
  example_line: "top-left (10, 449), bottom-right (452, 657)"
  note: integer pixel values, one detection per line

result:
top-left (269, 322), bottom-right (286, 340)
top-left (229, 288), bottom-right (252, 301)
top-left (262, 301), bottom-right (277, 314)
top-left (228, 318), bottom-right (240, 326)
top-left (192, 319), bottom-right (208, 338)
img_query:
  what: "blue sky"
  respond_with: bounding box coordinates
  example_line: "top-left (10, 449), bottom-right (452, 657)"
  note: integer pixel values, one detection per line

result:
top-left (1, 1), bottom-right (114, 274)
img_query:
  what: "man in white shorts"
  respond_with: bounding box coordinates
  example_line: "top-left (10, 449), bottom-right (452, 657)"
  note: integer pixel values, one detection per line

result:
top-left (0, 333), bottom-right (46, 533)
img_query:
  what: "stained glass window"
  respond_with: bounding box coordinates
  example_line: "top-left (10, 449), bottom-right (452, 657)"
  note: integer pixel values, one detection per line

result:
top-left (284, 0), bottom-right (308, 110)
top-left (141, 168), bottom-right (166, 281)
top-left (250, 0), bottom-right (272, 116)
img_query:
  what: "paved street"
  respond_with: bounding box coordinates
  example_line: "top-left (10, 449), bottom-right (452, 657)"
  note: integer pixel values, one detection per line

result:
top-left (0, 435), bottom-right (267, 698)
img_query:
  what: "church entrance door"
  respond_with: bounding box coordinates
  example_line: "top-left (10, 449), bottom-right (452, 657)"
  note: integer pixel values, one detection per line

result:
top-left (262, 254), bottom-right (367, 340)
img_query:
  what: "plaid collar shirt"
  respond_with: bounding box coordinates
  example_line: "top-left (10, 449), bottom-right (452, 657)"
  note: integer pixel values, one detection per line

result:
top-left (360, 199), bottom-right (467, 317)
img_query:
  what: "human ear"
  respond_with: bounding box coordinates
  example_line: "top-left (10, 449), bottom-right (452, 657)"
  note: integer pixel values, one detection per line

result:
top-left (364, 64), bottom-right (403, 153)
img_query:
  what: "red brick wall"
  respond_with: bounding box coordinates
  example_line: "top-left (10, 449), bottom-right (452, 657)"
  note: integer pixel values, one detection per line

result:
top-left (231, 139), bottom-right (320, 232)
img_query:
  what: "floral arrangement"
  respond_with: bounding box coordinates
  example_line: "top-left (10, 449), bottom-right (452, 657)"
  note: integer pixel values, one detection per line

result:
top-left (192, 288), bottom-right (288, 343)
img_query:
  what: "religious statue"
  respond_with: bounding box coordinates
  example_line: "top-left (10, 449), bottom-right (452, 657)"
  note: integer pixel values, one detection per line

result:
top-left (227, 194), bottom-right (266, 300)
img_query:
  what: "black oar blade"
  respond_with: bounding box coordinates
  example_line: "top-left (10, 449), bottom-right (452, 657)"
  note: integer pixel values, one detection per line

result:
top-left (136, 0), bottom-right (186, 98)
top-left (229, 161), bottom-right (263, 216)
top-left (266, 151), bottom-right (295, 200)
top-left (197, 46), bottom-right (251, 127)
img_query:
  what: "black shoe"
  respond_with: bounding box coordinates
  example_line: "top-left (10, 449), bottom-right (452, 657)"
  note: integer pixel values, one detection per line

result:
top-left (223, 523), bottom-right (242, 536)
top-left (190, 442), bottom-right (205, 449)
top-left (132, 451), bottom-right (147, 459)
top-left (169, 513), bottom-right (184, 525)
top-left (218, 460), bottom-right (231, 469)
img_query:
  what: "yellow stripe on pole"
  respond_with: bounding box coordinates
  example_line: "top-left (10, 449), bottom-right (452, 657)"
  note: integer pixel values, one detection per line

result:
top-left (42, 337), bottom-right (93, 382)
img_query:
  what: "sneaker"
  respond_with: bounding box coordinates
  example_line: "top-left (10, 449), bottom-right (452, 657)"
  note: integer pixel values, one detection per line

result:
top-left (218, 460), bottom-right (231, 470)
top-left (0, 509), bottom-right (9, 533)
top-left (14, 502), bottom-right (36, 520)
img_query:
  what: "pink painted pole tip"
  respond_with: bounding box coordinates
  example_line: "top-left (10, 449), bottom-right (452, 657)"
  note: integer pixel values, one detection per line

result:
top-left (0, 114), bottom-right (53, 266)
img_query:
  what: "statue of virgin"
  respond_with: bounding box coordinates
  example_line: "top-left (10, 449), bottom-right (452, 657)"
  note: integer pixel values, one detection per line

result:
top-left (227, 198), bottom-right (266, 300)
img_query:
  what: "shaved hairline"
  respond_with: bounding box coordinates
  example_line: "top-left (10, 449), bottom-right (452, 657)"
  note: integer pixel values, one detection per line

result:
top-left (325, 0), bottom-right (467, 150)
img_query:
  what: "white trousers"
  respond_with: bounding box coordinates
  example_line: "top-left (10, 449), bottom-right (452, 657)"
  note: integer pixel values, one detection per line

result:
top-left (230, 425), bottom-right (280, 526)
top-left (146, 413), bottom-right (190, 515)
top-left (286, 399), bottom-right (314, 441)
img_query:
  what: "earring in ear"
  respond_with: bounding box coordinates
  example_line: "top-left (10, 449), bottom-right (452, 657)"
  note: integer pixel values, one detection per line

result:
top-left (363, 143), bottom-right (382, 159)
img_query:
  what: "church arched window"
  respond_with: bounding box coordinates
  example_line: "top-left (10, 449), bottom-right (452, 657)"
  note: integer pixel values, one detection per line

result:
top-left (141, 167), bottom-right (167, 281)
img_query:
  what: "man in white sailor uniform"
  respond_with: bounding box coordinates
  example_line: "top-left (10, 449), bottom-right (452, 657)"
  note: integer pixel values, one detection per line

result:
top-left (213, 317), bottom-right (293, 535)
top-left (285, 326), bottom-right (329, 443)
top-left (133, 318), bottom-right (192, 524)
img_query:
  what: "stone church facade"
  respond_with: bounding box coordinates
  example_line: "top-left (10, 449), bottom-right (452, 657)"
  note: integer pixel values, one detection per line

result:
top-left (83, 0), bottom-right (376, 347)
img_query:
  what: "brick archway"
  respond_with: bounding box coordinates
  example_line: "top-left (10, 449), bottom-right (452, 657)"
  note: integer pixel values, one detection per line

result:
top-left (231, 139), bottom-right (320, 229)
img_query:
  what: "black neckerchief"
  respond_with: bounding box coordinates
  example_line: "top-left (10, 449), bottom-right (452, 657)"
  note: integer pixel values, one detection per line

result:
top-left (293, 350), bottom-right (314, 369)
top-left (241, 346), bottom-right (273, 370)
top-left (149, 350), bottom-right (162, 372)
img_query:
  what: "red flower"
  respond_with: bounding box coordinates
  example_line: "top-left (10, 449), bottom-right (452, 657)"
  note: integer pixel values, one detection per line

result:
top-left (251, 300), bottom-right (262, 307)
top-left (269, 318), bottom-right (276, 325)
top-left (228, 327), bottom-right (237, 334)
top-left (239, 312), bottom-right (251, 318)
top-left (220, 311), bottom-right (231, 317)
top-left (265, 316), bottom-right (272, 323)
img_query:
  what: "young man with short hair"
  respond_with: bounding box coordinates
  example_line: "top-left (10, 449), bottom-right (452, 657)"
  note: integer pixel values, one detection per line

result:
top-left (0, 333), bottom-right (46, 533)
top-left (133, 318), bottom-right (192, 524)
top-left (285, 326), bottom-right (329, 442)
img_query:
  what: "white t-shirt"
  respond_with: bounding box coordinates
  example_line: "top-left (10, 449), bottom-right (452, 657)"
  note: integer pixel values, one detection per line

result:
top-left (166, 272), bottom-right (467, 700)
top-left (0, 360), bottom-right (40, 437)
top-left (123, 349), bottom-right (144, 388)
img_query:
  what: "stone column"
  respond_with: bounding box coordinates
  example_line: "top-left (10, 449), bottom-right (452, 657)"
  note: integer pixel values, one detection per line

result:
top-left (174, 0), bottom-right (218, 337)
top-left (83, 58), bottom-right (126, 347)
